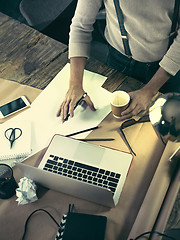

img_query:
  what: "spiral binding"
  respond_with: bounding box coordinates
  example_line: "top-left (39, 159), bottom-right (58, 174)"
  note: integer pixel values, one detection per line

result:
top-left (55, 214), bottom-right (68, 240)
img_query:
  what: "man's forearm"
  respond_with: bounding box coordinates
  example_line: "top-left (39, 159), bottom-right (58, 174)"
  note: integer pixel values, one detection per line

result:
top-left (69, 57), bottom-right (87, 88)
top-left (143, 67), bottom-right (172, 94)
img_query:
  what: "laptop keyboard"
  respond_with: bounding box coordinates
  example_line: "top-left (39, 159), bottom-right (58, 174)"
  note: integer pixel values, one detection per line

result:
top-left (43, 154), bottom-right (121, 195)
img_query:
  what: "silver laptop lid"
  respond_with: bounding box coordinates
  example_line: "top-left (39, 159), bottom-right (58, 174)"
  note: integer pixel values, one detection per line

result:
top-left (38, 134), bottom-right (132, 173)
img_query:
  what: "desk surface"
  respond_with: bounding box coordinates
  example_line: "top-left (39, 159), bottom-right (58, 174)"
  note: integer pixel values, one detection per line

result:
top-left (0, 12), bottom-right (179, 240)
top-left (0, 12), bottom-right (143, 93)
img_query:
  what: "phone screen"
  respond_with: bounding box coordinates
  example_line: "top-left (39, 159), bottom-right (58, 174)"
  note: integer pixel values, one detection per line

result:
top-left (0, 98), bottom-right (26, 116)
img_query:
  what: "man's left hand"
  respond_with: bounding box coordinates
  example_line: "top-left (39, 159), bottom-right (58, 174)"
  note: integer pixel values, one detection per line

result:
top-left (119, 88), bottom-right (154, 121)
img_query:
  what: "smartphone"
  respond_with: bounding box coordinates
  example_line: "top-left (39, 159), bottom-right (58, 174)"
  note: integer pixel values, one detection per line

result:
top-left (0, 96), bottom-right (31, 119)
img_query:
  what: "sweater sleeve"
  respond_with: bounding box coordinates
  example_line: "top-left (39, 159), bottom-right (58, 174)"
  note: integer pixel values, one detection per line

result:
top-left (68, 0), bottom-right (103, 59)
top-left (160, 17), bottom-right (180, 76)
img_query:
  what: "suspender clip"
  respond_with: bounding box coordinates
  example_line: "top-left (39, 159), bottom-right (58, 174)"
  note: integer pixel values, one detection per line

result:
top-left (169, 31), bottom-right (177, 37)
top-left (121, 35), bottom-right (128, 39)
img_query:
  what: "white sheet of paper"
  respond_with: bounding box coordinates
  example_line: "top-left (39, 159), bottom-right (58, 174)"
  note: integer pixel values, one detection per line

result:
top-left (4, 63), bottom-right (112, 158)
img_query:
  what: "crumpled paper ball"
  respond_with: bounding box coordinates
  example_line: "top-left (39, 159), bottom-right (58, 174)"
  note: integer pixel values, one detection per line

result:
top-left (16, 177), bottom-right (38, 205)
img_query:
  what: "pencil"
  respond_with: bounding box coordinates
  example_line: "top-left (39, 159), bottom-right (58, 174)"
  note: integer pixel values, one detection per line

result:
top-left (65, 126), bottom-right (99, 137)
top-left (77, 138), bottom-right (115, 141)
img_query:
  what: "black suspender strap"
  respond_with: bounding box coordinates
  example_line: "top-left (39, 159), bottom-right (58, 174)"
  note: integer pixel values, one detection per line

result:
top-left (169, 0), bottom-right (180, 47)
top-left (114, 0), bottom-right (180, 54)
top-left (113, 0), bottom-right (132, 57)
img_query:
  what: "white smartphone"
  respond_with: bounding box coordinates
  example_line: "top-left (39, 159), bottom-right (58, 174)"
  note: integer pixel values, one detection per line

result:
top-left (0, 96), bottom-right (31, 119)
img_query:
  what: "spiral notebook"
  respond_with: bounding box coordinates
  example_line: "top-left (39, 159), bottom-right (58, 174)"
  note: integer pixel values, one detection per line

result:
top-left (0, 120), bottom-right (32, 161)
top-left (57, 212), bottom-right (107, 240)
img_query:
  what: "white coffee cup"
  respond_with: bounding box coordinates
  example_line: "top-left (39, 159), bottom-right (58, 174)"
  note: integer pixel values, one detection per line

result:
top-left (110, 91), bottom-right (130, 118)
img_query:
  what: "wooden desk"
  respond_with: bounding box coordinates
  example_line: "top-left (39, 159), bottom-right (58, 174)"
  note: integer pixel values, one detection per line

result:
top-left (0, 12), bottom-right (179, 240)
top-left (0, 12), bottom-right (143, 93)
top-left (0, 12), bottom-right (67, 89)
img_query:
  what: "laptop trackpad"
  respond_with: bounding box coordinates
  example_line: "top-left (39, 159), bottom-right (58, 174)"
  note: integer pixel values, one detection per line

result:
top-left (74, 142), bottom-right (105, 166)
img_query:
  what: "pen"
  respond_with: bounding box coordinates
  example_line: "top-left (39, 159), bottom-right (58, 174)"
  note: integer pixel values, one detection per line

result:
top-left (77, 138), bottom-right (115, 141)
top-left (65, 126), bottom-right (99, 137)
top-left (64, 92), bottom-right (87, 121)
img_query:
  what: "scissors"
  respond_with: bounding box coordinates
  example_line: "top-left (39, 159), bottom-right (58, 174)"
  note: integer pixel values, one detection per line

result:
top-left (4, 127), bottom-right (22, 148)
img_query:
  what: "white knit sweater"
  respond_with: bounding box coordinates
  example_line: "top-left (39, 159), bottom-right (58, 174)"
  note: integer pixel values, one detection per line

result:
top-left (69, 0), bottom-right (180, 76)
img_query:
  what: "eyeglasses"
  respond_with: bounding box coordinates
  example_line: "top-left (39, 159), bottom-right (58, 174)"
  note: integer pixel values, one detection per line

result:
top-left (119, 115), bottom-right (150, 156)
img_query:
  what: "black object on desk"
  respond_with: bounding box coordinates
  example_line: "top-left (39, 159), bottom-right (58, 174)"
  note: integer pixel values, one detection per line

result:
top-left (4, 127), bottom-right (22, 148)
top-left (0, 164), bottom-right (18, 199)
top-left (62, 212), bottom-right (107, 240)
top-left (65, 126), bottom-right (99, 137)
top-left (78, 138), bottom-right (115, 141)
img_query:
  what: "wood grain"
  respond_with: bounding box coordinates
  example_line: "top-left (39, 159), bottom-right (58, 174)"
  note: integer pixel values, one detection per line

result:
top-left (0, 13), bottom-right (68, 89)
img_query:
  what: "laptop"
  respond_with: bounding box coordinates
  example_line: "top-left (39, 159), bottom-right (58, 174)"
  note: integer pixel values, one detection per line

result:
top-left (16, 134), bottom-right (133, 207)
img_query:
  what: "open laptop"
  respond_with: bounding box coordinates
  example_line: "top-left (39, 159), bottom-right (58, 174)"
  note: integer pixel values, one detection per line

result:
top-left (16, 134), bottom-right (133, 207)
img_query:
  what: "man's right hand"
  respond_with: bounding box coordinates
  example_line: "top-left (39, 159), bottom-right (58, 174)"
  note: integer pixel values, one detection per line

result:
top-left (57, 57), bottom-right (96, 122)
top-left (57, 86), bottom-right (96, 122)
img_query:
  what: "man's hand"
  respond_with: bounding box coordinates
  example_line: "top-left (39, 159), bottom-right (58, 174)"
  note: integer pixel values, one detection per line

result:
top-left (119, 88), bottom-right (154, 121)
top-left (57, 57), bottom-right (96, 122)
top-left (57, 86), bottom-right (96, 122)
top-left (119, 67), bottom-right (172, 121)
